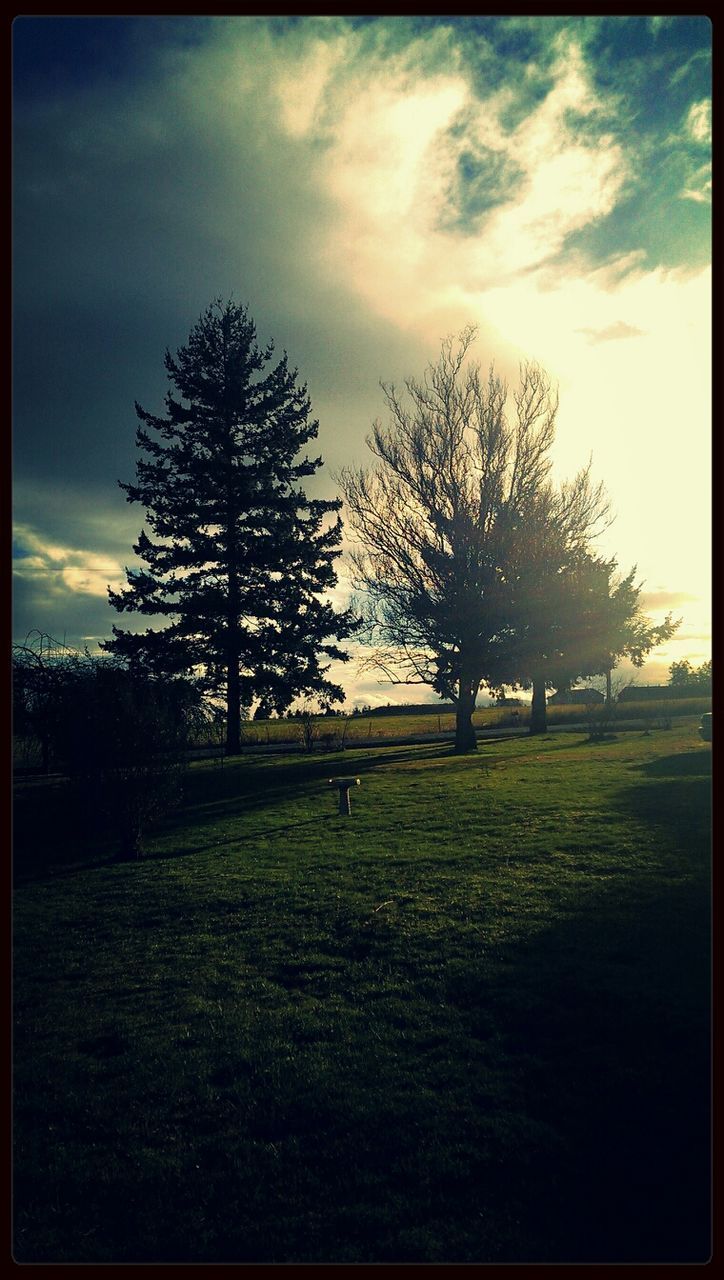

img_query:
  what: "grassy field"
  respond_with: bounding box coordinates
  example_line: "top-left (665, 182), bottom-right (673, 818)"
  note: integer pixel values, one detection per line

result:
top-left (13, 696), bottom-right (711, 769)
top-left (13, 720), bottom-right (711, 1262)
top-left (233, 697), bottom-right (712, 746)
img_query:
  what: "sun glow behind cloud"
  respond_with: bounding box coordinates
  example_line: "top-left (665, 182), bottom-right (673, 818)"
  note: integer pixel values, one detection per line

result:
top-left (271, 26), bottom-right (710, 644)
top-left (273, 34), bottom-right (630, 327)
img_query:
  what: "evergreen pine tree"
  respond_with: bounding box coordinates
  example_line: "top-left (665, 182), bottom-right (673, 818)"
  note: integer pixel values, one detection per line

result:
top-left (104, 299), bottom-right (357, 754)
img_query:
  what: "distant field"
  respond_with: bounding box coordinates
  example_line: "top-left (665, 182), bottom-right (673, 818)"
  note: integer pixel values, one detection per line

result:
top-left (13, 697), bottom-right (712, 770)
top-left (13, 721), bottom-right (711, 1263)
top-left (212, 696), bottom-right (712, 747)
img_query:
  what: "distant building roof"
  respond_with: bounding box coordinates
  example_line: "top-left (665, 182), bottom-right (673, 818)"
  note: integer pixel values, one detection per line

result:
top-left (548, 688), bottom-right (604, 705)
top-left (618, 684), bottom-right (710, 702)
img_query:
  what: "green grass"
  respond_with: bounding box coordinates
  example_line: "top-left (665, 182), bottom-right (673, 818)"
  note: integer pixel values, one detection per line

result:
top-left (13, 721), bottom-right (711, 1262)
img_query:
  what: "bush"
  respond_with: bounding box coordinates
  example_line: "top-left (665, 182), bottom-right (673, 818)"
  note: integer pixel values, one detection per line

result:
top-left (13, 638), bottom-right (202, 858)
top-left (585, 698), bottom-right (618, 742)
top-left (58, 664), bottom-right (202, 858)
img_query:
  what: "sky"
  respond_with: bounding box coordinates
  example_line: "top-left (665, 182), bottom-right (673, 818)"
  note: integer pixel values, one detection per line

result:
top-left (12, 15), bottom-right (711, 707)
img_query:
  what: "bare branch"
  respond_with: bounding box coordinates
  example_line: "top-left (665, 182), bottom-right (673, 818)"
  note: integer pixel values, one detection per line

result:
top-left (337, 330), bottom-right (624, 751)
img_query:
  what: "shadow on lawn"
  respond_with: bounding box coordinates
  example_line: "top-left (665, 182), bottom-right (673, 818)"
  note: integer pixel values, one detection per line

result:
top-left (453, 765), bottom-right (711, 1263)
top-left (10, 734), bottom-right (615, 883)
top-left (187, 734), bottom-right (595, 815)
top-left (491, 892), bottom-right (709, 1262)
top-left (144, 813), bottom-right (336, 861)
top-left (177, 745), bottom-right (451, 826)
top-left (616, 749), bottom-right (711, 849)
top-left (635, 749), bottom-right (712, 779)
top-left (181, 742), bottom-right (709, 1264)
top-left (472, 749), bottom-right (711, 1264)
top-left (12, 745), bottom-right (450, 881)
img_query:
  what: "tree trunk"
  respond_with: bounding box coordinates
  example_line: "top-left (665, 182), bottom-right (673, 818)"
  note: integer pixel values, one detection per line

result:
top-left (226, 657), bottom-right (241, 756)
top-left (225, 499), bottom-right (242, 757)
top-left (454, 681), bottom-right (478, 754)
top-left (605, 667), bottom-right (612, 706)
top-left (119, 814), bottom-right (143, 860)
top-left (529, 675), bottom-right (547, 735)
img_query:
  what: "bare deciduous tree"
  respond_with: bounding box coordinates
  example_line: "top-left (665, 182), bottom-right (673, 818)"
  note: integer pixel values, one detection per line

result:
top-left (340, 328), bottom-right (609, 753)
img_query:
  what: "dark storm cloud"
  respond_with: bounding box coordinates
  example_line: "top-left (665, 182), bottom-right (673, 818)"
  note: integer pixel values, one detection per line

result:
top-left (12, 15), bottom-right (430, 647)
top-left (12, 571), bottom-right (135, 649)
top-left (13, 20), bottom-right (419, 479)
top-left (13, 480), bottom-right (142, 559)
top-left (12, 15), bottom-right (215, 101)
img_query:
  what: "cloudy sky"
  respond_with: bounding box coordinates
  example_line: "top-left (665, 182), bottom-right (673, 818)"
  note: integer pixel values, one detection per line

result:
top-left (12, 15), bottom-right (711, 705)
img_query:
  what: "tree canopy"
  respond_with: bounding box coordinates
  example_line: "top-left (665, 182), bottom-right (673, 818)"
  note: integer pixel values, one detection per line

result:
top-left (498, 546), bottom-right (679, 731)
top-left (668, 659), bottom-right (711, 690)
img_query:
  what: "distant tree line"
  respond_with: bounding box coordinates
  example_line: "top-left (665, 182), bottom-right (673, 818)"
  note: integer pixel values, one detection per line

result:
top-left (364, 702), bottom-right (456, 717)
top-left (668, 659), bottom-right (711, 691)
top-left (615, 662), bottom-right (711, 703)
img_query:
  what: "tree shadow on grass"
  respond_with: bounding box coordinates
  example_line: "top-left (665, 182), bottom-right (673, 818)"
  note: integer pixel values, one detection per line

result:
top-left (181, 736), bottom-right (591, 829)
top-left (445, 799), bottom-right (711, 1262)
top-left (13, 745), bottom-right (450, 882)
top-left (177, 745), bottom-right (451, 827)
top-left (499, 896), bottom-right (709, 1262)
top-left (635, 749), bottom-right (712, 779)
top-left (13, 734), bottom-right (605, 885)
top-left (145, 814), bottom-right (335, 861)
top-left (497, 748), bottom-right (710, 1262)
top-left (13, 743), bottom-right (711, 1263)
top-left (614, 750), bottom-right (711, 852)
top-left (12, 780), bottom-right (119, 884)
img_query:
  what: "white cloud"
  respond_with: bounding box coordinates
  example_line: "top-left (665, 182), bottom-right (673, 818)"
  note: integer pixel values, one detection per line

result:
top-left (685, 98), bottom-right (711, 144)
top-left (275, 33), bottom-right (348, 137)
top-left (681, 161), bottom-right (711, 203)
top-left (490, 39), bottom-right (625, 265)
top-left (577, 320), bottom-right (645, 343)
top-left (269, 33), bottom-right (629, 343)
top-left (13, 524), bottom-right (124, 597)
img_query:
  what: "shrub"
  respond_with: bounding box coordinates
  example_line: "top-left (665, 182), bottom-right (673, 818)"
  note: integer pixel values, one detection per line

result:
top-left (13, 639), bottom-right (203, 858)
top-left (57, 664), bottom-right (202, 858)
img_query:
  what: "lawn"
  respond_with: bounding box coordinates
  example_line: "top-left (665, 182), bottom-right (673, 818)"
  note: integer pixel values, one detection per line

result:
top-left (13, 721), bottom-right (711, 1263)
